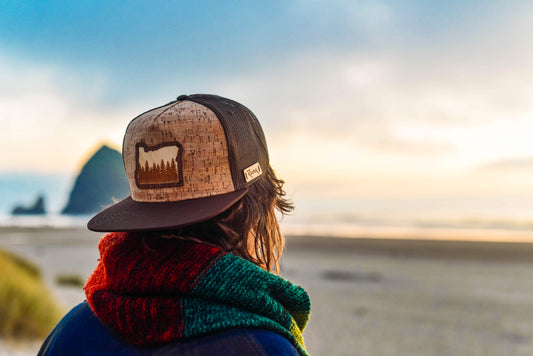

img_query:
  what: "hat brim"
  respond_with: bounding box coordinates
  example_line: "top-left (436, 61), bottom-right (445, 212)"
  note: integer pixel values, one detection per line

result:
top-left (87, 188), bottom-right (248, 232)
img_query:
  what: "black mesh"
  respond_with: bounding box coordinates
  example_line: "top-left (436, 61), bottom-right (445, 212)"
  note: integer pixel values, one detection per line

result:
top-left (183, 94), bottom-right (270, 189)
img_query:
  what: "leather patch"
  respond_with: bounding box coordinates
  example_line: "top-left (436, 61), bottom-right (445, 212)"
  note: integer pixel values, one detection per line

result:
top-left (135, 142), bottom-right (183, 189)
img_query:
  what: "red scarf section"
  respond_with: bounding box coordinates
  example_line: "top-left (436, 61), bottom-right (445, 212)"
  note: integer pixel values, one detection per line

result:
top-left (84, 232), bottom-right (225, 346)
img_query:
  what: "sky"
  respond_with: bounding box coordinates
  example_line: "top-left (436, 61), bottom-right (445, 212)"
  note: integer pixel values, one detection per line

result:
top-left (2, 1), bottom-right (533, 222)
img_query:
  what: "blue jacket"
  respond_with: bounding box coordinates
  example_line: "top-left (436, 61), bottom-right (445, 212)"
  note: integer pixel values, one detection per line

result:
top-left (38, 302), bottom-right (300, 355)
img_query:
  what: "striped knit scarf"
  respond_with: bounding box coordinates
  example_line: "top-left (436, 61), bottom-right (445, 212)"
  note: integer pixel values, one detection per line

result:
top-left (85, 232), bottom-right (310, 356)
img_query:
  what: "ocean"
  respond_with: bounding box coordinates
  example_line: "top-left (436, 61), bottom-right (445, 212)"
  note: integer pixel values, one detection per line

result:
top-left (2, 211), bottom-right (533, 243)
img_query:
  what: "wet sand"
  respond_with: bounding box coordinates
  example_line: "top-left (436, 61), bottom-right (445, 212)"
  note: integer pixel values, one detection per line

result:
top-left (1, 227), bottom-right (533, 355)
top-left (284, 235), bottom-right (533, 356)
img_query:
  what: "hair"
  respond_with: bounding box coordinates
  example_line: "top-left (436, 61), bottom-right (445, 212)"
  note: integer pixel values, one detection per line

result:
top-left (136, 166), bottom-right (293, 274)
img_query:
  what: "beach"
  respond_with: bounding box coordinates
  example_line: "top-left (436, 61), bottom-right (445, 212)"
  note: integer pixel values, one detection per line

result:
top-left (285, 236), bottom-right (533, 355)
top-left (1, 227), bottom-right (533, 355)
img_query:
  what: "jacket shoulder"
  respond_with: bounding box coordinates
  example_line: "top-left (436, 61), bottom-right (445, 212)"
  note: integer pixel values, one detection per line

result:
top-left (246, 329), bottom-right (301, 356)
top-left (38, 301), bottom-right (124, 355)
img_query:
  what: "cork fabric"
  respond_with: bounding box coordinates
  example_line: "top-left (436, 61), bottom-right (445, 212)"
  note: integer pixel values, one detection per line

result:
top-left (123, 101), bottom-right (235, 203)
top-left (185, 94), bottom-right (270, 189)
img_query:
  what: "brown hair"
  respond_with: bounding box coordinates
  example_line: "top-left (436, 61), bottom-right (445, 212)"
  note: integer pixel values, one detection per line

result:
top-left (138, 166), bottom-right (293, 274)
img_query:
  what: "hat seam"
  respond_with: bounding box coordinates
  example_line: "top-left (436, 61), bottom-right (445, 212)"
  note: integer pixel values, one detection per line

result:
top-left (185, 95), bottom-right (243, 189)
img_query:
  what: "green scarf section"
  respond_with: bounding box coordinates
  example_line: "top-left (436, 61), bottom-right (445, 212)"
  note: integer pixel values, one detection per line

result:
top-left (187, 252), bottom-right (311, 355)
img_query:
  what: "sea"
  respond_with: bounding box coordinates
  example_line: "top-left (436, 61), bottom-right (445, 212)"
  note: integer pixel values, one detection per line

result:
top-left (3, 171), bottom-right (533, 242)
top-left (2, 209), bottom-right (533, 243)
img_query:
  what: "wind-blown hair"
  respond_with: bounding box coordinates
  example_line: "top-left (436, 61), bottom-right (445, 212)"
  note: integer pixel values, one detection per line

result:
top-left (136, 166), bottom-right (293, 274)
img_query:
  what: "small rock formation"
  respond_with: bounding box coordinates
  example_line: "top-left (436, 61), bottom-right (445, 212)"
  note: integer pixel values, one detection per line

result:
top-left (11, 195), bottom-right (46, 215)
top-left (61, 145), bottom-right (129, 215)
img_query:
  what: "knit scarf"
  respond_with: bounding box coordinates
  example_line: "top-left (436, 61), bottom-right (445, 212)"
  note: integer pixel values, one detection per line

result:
top-left (85, 232), bottom-right (310, 356)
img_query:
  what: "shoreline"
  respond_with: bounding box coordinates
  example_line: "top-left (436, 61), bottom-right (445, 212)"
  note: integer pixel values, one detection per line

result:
top-left (286, 234), bottom-right (533, 263)
top-left (1, 226), bottom-right (532, 263)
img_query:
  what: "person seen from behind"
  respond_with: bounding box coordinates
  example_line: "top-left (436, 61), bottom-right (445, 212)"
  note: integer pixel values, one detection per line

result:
top-left (38, 94), bottom-right (311, 355)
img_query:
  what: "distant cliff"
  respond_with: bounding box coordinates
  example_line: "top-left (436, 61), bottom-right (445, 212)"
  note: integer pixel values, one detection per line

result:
top-left (62, 145), bottom-right (129, 215)
top-left (11, 195), bottom-right (46, 215)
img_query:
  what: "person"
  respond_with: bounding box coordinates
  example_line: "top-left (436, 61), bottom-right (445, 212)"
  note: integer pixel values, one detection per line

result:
top-left (38, 94), bottom-right (311, 355)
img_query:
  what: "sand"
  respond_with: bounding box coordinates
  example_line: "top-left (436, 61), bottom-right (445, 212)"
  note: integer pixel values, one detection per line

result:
top-left (284, 236), bottom-right (533, 355)
top-left (1, 227), bottom-right (533, 355)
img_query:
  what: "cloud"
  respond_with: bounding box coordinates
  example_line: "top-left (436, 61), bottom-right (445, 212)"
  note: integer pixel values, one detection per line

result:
top-left (0, 53), bottom-right (135, 173)
top-left (209, 51), bottom-right (465, 155)
top-left (478, 157), bottom-right (533, 172)
top-left (204, 0), bottom-right (533, 161)
top-left (3, 1), bottom-right (533, 179)
top-left (289, 0), bottom-right (395, 41)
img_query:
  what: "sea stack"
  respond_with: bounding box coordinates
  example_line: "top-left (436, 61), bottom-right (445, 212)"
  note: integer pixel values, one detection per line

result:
top-left (11, 195), bottom-right (46, 215)
top-left (62, 145), bottom-right (129, 215)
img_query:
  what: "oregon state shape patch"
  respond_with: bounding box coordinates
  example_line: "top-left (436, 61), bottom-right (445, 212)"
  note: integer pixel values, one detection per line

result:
top-left (135, 142), bottom-right (183, 189)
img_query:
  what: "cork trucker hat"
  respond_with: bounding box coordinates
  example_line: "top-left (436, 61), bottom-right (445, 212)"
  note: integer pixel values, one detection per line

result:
top-left (87, 94), bottom-right (269, 232)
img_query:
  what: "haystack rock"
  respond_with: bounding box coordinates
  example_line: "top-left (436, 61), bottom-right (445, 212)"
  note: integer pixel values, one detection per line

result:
top-left (62, 145), bottom-right (129, 215)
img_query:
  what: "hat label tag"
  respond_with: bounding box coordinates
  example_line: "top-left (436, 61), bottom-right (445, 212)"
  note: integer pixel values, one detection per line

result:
top-left (244, 162), bottom-right (262, 182)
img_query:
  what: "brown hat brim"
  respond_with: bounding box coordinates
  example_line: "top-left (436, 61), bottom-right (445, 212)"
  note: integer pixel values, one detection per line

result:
top-left (87, 188), bottom-right (248, 232)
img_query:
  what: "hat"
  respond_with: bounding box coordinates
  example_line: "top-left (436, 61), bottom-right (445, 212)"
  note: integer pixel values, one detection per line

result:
top-left (87, 94), bottom-right (269, 232)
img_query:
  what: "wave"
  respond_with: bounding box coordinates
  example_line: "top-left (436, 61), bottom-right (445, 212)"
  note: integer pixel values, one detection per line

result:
top-left (0, 214), bottom-right (91, 229)
top-left (2, 213), bottom-right (533, 243)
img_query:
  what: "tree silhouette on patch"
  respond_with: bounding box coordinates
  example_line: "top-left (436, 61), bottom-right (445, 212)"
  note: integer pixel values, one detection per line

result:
top-left (138, 158), bottom-right (179, 184)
